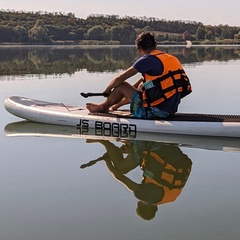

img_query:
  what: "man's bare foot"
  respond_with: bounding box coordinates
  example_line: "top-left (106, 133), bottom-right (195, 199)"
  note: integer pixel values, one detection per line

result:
top-left (86, 103), bottom-right (108, 113)
top-left (111, 104), bottom-right (119, 111)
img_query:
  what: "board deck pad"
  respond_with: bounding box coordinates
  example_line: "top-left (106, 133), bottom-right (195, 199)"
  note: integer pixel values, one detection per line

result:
top-left (91, 111), bottom-right (240, 122)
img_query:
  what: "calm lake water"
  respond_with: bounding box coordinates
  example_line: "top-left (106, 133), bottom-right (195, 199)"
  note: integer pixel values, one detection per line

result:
top-left (1, 45), bottom-right (240, 240)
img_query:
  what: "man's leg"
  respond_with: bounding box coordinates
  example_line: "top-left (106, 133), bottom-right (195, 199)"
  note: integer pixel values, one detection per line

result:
top-left (86, 82), bottom-right (136, 113)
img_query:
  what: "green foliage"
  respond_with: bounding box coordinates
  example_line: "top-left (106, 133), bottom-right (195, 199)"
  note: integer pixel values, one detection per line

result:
top-left (0, 10), bottom-right (239, 44)
top-left (196, 26), bottom-right (207, 40)
top-left (28, 26), bottom-right (50, 43)
top-left (235, 32), bottom-right (240, 40)
top-left (13, 26), bottom-right (28, 42)
top-left (87, 26), bottom-right (105, 40)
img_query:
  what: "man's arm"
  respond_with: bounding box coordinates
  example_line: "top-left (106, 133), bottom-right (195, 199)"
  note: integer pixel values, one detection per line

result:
top-left (104, 67), bottom-right (138, 95)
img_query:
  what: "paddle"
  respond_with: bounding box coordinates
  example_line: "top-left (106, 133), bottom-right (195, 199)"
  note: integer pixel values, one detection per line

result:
top-left (80, 92), bottom-right (109, 98)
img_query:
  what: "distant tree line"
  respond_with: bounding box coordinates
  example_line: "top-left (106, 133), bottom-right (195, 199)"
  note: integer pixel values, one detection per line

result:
top-left (0, 10), bottom-right (240, 44)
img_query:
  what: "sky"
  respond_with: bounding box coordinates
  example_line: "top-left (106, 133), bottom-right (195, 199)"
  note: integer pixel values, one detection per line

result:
top-left (1, 0), bottom-right (240, 26)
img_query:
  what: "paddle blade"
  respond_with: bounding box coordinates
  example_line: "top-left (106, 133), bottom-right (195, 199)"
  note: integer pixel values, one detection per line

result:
top-left (80, 92), bottom-right (89, 98)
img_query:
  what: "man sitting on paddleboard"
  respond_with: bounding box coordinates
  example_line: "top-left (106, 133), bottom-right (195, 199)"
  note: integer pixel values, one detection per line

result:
top-left (86, 32), bottom-right (192, 118)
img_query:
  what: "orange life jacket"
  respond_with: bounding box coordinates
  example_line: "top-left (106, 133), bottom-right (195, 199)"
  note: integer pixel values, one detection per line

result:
top-left (142, 50), bottom-right (192, 107)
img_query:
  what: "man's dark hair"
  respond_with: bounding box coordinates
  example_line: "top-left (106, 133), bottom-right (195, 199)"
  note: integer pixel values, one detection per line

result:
top-left (135, 32), bottom-right (156, 51)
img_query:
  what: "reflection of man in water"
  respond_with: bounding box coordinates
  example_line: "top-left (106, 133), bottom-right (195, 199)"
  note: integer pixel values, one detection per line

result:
top-left (81, 140), bottom-right (192, 220)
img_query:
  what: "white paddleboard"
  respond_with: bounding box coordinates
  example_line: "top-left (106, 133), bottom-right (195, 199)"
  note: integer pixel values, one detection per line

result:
top-left (4, 96), bottom-right (240, 138)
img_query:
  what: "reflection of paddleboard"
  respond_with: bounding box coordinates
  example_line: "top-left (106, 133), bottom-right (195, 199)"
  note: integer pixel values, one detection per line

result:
top-left (4, 121), bottom-right (240, 153)
top-left (4, 96), bottom-right (240, 138)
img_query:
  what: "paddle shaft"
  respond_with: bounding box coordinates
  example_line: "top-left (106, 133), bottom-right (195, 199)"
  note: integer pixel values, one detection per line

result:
top-left (80, 92), bottom-right (109, 98)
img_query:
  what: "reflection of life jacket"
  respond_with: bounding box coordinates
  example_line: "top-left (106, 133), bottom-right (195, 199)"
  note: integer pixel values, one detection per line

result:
top-left (142, 50), bottom-right (192, 107)
top-left (141, 150), bottom-right (192, 205)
